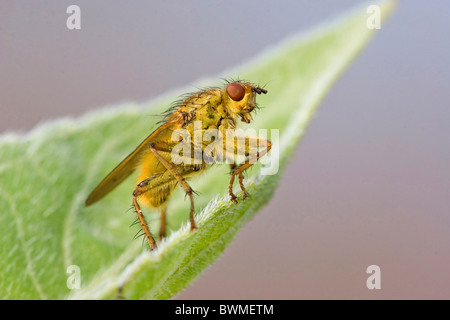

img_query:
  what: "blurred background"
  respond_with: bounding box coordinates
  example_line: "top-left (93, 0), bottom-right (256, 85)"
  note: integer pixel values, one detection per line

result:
top-left (1, 0), bottom-right (449, 299)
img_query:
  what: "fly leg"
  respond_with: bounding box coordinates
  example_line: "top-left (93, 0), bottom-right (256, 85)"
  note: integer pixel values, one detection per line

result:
top-left (159, 205), bottom-right (167, 243)
top-left (229, 164), bottom-right (248, 204)
top-left (132, 179), bottom-right (157, 250)
top-left (228, 136), bottom-right (272, 204)
top-left (149, 143), bottom-right (198, 232)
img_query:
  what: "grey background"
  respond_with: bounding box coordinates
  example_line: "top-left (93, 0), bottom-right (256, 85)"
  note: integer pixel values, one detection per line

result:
top-left (1, 1), bottom-right (449, 299)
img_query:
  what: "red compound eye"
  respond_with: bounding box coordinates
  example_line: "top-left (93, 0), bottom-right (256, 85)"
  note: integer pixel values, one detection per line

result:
top-left (226, 82), bottom-right (245, 101)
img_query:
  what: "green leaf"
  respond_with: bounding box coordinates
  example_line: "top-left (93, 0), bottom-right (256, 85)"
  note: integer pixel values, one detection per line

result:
top-left (0, 1), bottom-right (395, 299)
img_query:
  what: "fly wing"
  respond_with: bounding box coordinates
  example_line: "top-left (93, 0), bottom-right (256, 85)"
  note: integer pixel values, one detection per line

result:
top-left (85, 114), bottom-right (187, 206)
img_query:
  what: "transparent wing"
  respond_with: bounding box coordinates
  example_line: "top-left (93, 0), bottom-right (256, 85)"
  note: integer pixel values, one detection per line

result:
top-left (85, 115), bottom-right (186, 206)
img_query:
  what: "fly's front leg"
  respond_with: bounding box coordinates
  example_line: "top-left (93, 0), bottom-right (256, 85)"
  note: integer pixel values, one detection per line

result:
top-left (228, 136), bottom-right (272, 203)
top-left (228, 167), bottom-right (237, 204)
top-left (229, 164), bottom-right (248, 204)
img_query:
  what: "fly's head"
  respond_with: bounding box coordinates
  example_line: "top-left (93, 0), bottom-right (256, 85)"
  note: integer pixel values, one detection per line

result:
top-left (224, 81), bottom-right (267, 124)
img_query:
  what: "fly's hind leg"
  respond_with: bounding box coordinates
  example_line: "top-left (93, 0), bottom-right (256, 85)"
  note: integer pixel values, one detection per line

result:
top-left (133, 175), bottom-right (174, 249)
top-left (132, 180), bottom-right (157, 250)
